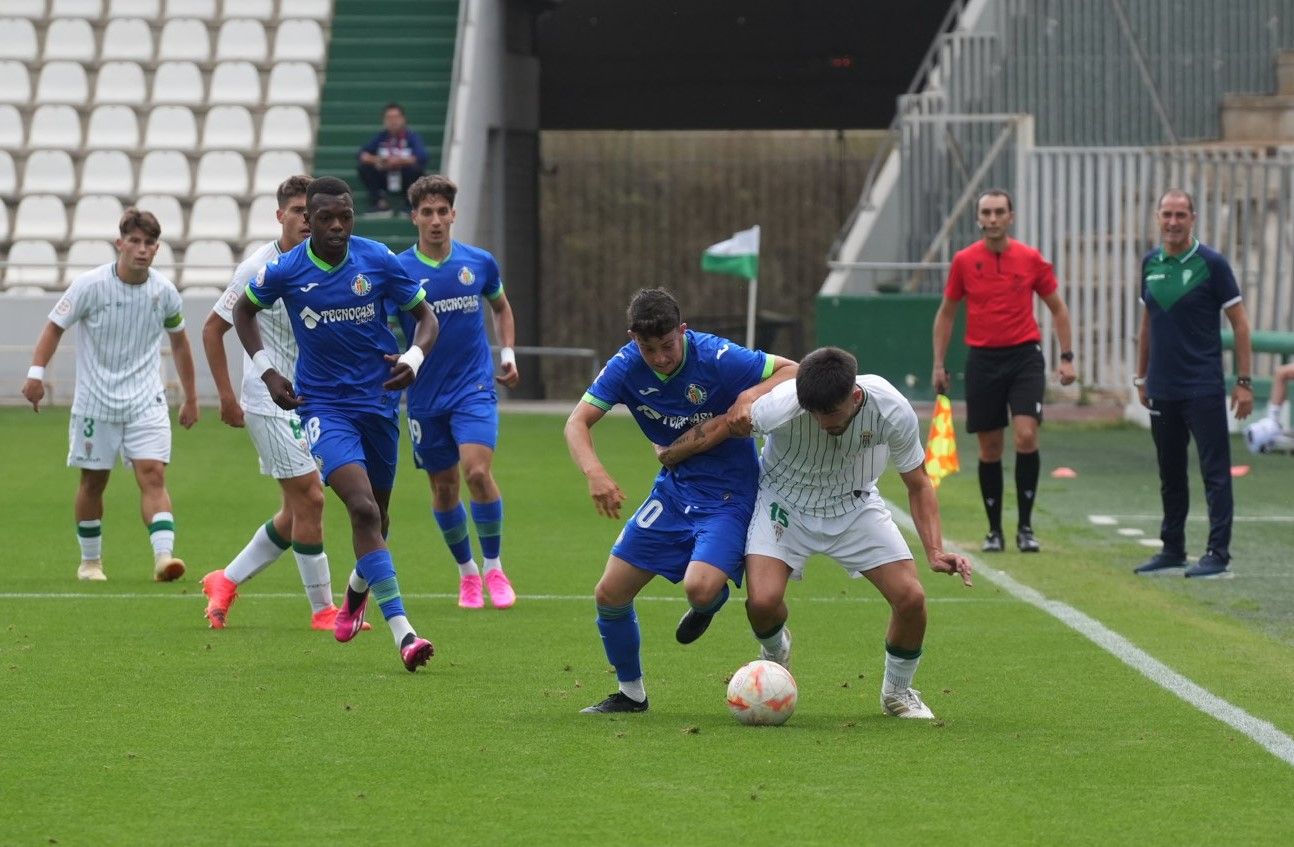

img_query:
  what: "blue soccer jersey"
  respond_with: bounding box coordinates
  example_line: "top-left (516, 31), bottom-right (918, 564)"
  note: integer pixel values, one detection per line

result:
top-left (583, 330), bottom-right (773, 505)
top-left (247, 236), bottom-right (427, 412)
top-left (395, 240), bottom-right (503, 415)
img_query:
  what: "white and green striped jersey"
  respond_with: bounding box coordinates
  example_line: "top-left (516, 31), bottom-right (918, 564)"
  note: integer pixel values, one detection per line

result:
top-left (49, 262), bottom-right (184, 422)
top-left (750, 375), bottom-right (926, 518)
top-left (211, 240), bottom-right (295, 420)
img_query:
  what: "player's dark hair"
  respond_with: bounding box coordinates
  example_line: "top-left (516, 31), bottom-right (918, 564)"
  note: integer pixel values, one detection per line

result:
top-left (384, 102), bottom-right (405, 116)
top-left (796, 347), bottom-right (858, 414)
top-left (119, 207), bottom-right (161, 240)
top-left (627, 288), bottom-right (682, 338)
top-left (1157, 188), bottom-right (1195, 214)
top-left (277, 174), bottom-right (312, 209)
top-left (976, 188), bottom-right (1013, 213)
top-left (408, 174), bottom-right (457, 210)
top-left (306, 176), bottom-right (352, 205)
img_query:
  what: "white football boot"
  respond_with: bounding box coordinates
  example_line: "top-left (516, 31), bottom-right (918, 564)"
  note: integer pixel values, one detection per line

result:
top-left (881, 687), bottom-right (935, 719)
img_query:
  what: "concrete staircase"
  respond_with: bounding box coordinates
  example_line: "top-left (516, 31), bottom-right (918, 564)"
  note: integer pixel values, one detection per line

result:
top-left (1220, 51), bottom-right (1294, 143)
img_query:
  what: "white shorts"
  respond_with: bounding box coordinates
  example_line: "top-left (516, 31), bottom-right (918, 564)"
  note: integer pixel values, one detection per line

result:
top-left (245, 411), bottom-right (318, 479)
top-left (67, 404), bottom-right (171, 470)
top-left (745, 485), bottom-right (913, 580)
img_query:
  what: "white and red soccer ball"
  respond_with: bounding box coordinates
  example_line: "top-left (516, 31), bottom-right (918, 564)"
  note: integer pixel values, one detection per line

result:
top-left (726, 659), bottom-right (797, 726)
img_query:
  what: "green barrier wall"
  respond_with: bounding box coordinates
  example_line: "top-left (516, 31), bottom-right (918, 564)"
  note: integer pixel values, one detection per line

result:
top-left (815, 293), bottom-right (968, 401)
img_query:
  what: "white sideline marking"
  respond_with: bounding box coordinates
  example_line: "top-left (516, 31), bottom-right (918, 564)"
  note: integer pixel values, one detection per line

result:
top-left (1116, 528), bottom-right (1145, 537)
top-left (1094, 514), bottom-right (1294, 523)
top-left (1138, 538), bottom-right (1164, 548)
top-left (0, 592), bottom-right (1001, 604)
top-left (889, 501), bottom-right (1294, 767)
top-left (1088, 515), bottom-right (1119, 525)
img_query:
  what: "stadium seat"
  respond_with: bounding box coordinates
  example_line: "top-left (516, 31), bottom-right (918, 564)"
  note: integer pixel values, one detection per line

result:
top-left (84, 105), bottom-right (140, 150)
top-left (109, 0), bottom-right (160, 16)
top-left (259, 106), bottom-right (311, 150)
top-left (34, 61), bottom-right (88, 105)
top-left (223, 0), bottom-right (274, 21)
top-left (194, 151), bottom-right (249, 195)
top-left (188, 194), bottom-right (242, 240)
top-left (50, 0), bottom-right (103, 19)
top-left (208, 61), bottom-right (262, 106)
top-left (27, 105), bottom-right (82, 151)
top-left (280, 0), bottom-right (333, 18)
top-left (244, 194), bottom-right (279, 240)
top-left (157, 18), bottom-right (211, 64)
top-left (0, 106), bottom-right (23, 150)
top-left (181, 239), bottom-right (235, 288)
top-left (241, 240), bottom-right (263, 260)
top-left (200, 105), bottom-right (254, 151)
top-left (151, 61), bottom-right (204, 105)
top-left (21, 149), bottom-right (77, 197)
top-left (265, 62), bottom-right (318, 106)
top-left (152, 239), bottom-right (177, 280)
top-left (71, 195), bottom-right (125, 241)
top-left (5, 2), bottom-right (48, 21)
top-left (12, 195), bottom-right (69, 242)
top-left (0, 62), bottom-right (32, 105)
top-left (63, 239), bottom-right (116, 285)
top-left (136, 149), bottom-right (191, 194)
top-left (0, 150), bottom-right (15, 197)
top-left (252, 150), bottom-right (305, 193)
top-left (273, 19), bottom-right (327, 66)
top-left (135, 193), bottom-right (184, 240)
top-left (93, 61), bottom-right (147, 105)
top-left (0, 203), bottom-right (8, 241)
top-left (162, 0), bottom-right (215, 20)
top-left (215, 19), bottom-right (268, 64)
top-left (100, 18), bottom-right (155, 63)
top-left (43, 18), bottom-right (96, 63)
top-left (0, 18), bottom-right (40, 63)
top-left (80, 149), bottom-right (135, 197)
top-left (4, 240), bottom-right (60, 289)
top-left (143, 105), bottom-right (198, 151)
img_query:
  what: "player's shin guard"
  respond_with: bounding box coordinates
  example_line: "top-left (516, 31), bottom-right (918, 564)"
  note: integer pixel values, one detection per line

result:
top-left (596, 602), bottom-right (642, 682)
top-left (433, 504), bottom-right (475, 565)
top-left (471, 499), bottom-right (503, 560)
top-left (291, 540), bottom-right (331, 613)
top-left (882, 642), bottom-right (923, 694)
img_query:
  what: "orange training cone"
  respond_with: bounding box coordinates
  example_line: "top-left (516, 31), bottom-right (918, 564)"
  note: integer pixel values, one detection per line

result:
top-left (924, 394), bottom-right (960, 488)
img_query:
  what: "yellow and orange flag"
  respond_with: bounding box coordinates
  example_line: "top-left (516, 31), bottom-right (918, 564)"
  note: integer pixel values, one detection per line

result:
top-left (924, 394), bottom-right (960, 488)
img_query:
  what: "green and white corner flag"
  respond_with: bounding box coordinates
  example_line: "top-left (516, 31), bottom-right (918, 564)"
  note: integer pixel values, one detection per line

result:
top-left (701, 225), bottom-right (760, 279)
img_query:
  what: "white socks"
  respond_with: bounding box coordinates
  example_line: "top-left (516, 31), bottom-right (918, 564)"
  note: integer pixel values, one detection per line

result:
top-left (482, 557), bottom-right (502, 574)
top-left (348, 569), bottom-right (369, 593)
top-left (293, 550), bottom-right (332, 613)
top-left (755, 626), bottom-right (787, 655)
top-left (225, 523), bottom-right (288, 584)
top-left (883, 652), bottom-right (921, 694)
top-left (148, 512), bottom-right (175, 558)
top-left (388, 614), bottom-right (414, 647)
top-left (457, 560), bottom-right (481, 578)
top-left (619, 677), bottom-right (646, 703)
top-left (77, 519), bottom-right (102, 561)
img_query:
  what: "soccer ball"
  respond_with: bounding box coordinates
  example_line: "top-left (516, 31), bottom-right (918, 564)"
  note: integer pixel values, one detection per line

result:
top-left (726, 659), bottom-right (797, 726)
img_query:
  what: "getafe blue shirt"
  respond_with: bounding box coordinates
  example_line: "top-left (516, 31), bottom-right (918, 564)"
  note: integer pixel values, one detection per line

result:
top-left (395, 240), bottom-right (503, 414)
top-left (1141, 239), bottom-right (1242, 400)
top-left (583, 330), bottom-right (773, 506)
top-left (247, 236), bottom-right (427, 411)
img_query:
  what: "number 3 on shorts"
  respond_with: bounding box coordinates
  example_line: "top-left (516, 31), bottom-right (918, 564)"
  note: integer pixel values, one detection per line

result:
top-left (305, 416), bottom-right (321, 446)
top-left (82, 418), bottom-right (95, 437)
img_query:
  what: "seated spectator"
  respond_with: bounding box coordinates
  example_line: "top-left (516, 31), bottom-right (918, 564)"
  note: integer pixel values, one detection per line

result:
top-left (357, 102), bottom-right (427, 214)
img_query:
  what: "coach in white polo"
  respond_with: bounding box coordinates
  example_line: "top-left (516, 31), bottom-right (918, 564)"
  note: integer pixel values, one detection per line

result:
top-left (659, 346), bottom-right (972, 721)
top-left (22, 208), bottom-right (198, 583)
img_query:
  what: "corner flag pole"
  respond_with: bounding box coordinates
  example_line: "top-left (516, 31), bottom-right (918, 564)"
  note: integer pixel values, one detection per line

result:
top-left (745, 274), bottom-right (758, 350)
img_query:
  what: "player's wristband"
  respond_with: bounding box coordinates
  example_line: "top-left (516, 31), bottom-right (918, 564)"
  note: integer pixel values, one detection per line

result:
top-left (27, 365), bottom-right (45, 381)
top-left (252, 349), bottom-right (275, 377)
top-left (500, 346), bottom-right (516, 368)
top-left (398, 345), bottom-right (425, 377)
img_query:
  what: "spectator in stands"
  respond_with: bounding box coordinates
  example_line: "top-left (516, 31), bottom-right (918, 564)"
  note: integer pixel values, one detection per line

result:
top-left (931, 189), bottom-right (1076, 554)
top-left (1133, 189), bottom-right (1253, 579)
top-left (357, 102), bottom-right (428, 215)
top-left (21, 208), bottom-right (198, 584)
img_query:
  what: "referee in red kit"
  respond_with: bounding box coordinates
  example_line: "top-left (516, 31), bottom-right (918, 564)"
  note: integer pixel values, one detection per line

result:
top-left (931, 189), bottom-right (1076, 553)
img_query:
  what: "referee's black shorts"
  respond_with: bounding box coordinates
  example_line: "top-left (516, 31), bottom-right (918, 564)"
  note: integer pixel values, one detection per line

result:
top-left (964, 342), bottom-right (1045, 433)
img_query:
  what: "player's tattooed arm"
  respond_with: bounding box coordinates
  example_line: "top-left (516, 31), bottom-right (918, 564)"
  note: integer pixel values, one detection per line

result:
top-left (657, 414), bottom-right (735, 469)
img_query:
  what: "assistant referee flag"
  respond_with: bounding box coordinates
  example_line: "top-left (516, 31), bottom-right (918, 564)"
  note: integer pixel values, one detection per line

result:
top-left (924, 394), bottom-right (960, 488)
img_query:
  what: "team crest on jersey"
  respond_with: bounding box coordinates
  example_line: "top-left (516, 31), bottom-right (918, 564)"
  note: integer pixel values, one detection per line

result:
top-left (351, 274), bottom-right (371, 296)
top-left (458, 266), bottom-right (475, 286)
top-left (54, 297), bottom-right (72, 316)
top-left (254, 266), bottom-right (266, 287)
top-left (685, 384), bottom-right (708, 405)
top-left (860, 429), bottom-right (873, 448)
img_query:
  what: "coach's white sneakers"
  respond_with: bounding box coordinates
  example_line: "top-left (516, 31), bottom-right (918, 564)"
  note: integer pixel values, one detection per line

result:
top-left (153, 553), bottom-right (185, 582)
top-left (77, 559), bottom-right (107, 581)
top-left (881, 687), bottom-right (935, 719)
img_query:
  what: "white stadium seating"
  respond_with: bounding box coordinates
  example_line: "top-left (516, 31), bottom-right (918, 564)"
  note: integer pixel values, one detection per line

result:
top-left (157, 18), bottom-right (211, 63)
top-left (281, 0), bottom-right (333, 18)
top-left (152, 239), bottom-right (177, 280)
top-left (22, 150), bottom-right (77, 197)
top-left (188, 194), bottom-right (242, 240)
top-left (0, 106), bottom-right (24, 150)
top-left (195, 150), bottom-right (249, 196)
top-left (266, 62), bottom-right (319, 106)
top-left (70, 194), bottom-right (125, 240)
top-left (27, 104), bottom-right (82, 151)
top-left (151, 61), bottom-right (204, 105)
top-left (209, 61), bottom-right (262, 106)
top-left (6, 2), bottom-right (49, 22)
top-left (259, 106), bottom-right (311, 150)
top-left (0, 61), bottom-right (33, 104)
top-left (200, 105), bottom-right (255, 151)
top-left (5, 240), bottom-right (60, 288)
top-left (51, 0), bottom-right (104, 21)
top-left (273, 19), bottom-right (326, 65)
top-left (252, 150), bottom-right (305, 193)
top-left (0, 18), bottom-right (41, 63)
top-left (223, 0), bottom-right (274, 21)
top-left (134, 193), bottom-right (184, 240)
top-left (13, 195), bottom-right (69, 242)
top-left (181, 239), bottom-right (234, 288)
top-left (43, 18), bottom-right (97, 63)
top-left (108, 0), bottom-right (160, 19)
top-left (63, 238), bottom-right (116, 285)
top-left (0, 151), bottom-right (16, 197)
top-left (93, 61), bottom-right (148, 105)
top-left (85, 105), bottom-right (141, 150)
top-left (244, 194), bottom-right (279, 240)
top-left (80, 149), bottom-right (135, 197)
top-left (143, 105), bottom-right (198, 151)
top-left (215, 19), bottom-right (268, 64)
top-left (137, 149), bottom-right (191, 195)
top-left (163, 0), bottom-right (216, 21)
top-left (100, 17), bottom-right (155, 63)
top-left (35, 61), bottom-right (88, 105)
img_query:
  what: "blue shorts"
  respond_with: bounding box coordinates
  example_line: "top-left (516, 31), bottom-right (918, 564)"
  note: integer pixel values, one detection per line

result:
top-left (407, 398), bottom-right (498, 473)
top-left (611, 484), bottom-right (751, 586)
top-left (301, 406), bottom-right (400, 491)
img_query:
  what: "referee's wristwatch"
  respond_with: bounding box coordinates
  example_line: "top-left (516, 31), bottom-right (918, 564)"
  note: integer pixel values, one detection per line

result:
top-left (1236, 375), bottom-right (1254, 389)
top-left (1059, 350), bottom-right (1075, 363)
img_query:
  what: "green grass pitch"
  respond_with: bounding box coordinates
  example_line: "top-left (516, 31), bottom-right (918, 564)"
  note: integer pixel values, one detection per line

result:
top-left (3, 407), bottom-right (1294, 845)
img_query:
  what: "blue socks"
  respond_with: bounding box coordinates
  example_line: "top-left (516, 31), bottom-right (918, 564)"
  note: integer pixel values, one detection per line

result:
top-left (596, 602), bottom-right (641, 682)
top-left (356, 548), bottom-right (406, 620)
top-left (471, 499), bottom-right (502, 560)
top-left (433, 504), bottom-right (474, 565)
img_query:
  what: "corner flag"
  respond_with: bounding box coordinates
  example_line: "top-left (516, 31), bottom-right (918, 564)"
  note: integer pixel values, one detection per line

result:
top-left (701, 225), bottom-right (760, 279)
top-left (924, 394), bottom-right (960, 488)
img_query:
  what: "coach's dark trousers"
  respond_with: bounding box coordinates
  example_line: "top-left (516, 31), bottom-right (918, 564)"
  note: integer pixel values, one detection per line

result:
top-left (1148, 393), bottom-right (1233, 561)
